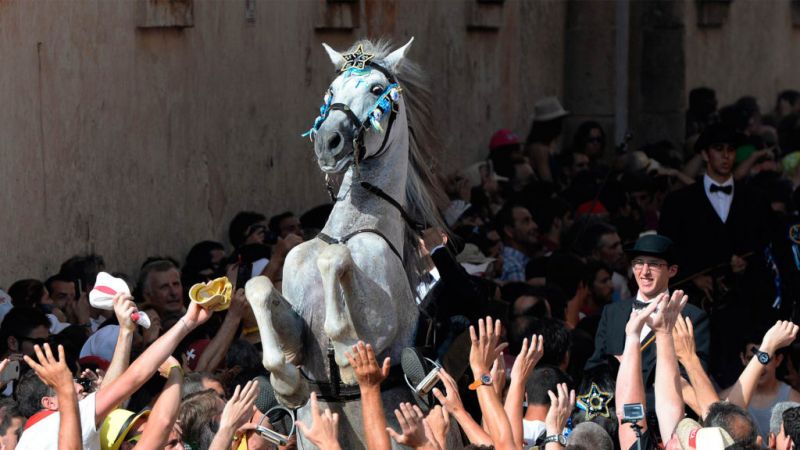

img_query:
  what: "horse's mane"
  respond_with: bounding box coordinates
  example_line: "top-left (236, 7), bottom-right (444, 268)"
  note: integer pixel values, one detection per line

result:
top-left (347, 39), bottom-right (450, 288)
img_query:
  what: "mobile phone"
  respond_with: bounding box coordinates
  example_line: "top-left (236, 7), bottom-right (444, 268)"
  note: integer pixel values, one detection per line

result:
top-left (622, 403), bottom-right (645, 422)
top-left (76, 278), bottom-right (84, 295)
top-left (0, 361), bottom-right (20, 384)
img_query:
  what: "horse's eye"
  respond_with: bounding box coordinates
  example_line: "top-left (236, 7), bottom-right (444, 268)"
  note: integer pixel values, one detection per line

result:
top-left (370, 85), bottom-right (385, 96)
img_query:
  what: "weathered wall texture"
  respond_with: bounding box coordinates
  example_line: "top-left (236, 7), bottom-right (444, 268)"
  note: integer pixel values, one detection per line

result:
top-left (684, 0), bottom-right (800, 118)
top-left (0, 0), bottom-right (566, 284)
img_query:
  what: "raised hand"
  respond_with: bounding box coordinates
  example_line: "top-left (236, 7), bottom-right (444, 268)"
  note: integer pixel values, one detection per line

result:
top-left (23, 344), bottom-right (73, 390)
top-left (113, 293), bottom-right (138, 333)
top-left (296, 392), bottom-right (342, 450)
top-left (387, 402), bottom-right (431, 448)
top-left (344, 341), bottom-right (391, 390)
top-left (469, 316), bottom-right (508, 379)
top-left (510, 335), bottom-right (544, 384)
top-left (760, 320), bottom-right (799, 356)
top-left (219, 380), bottom-right (259, 435)
top-left (646, 290), bottom-right (688, 333)
top-left (625, 300), bottom-right (659, 337)
top-left (672, 316), bottom-right (696, 363)
top-left (228, 288), bottom-right (249, 318)
top-left (490, 354), bottom-right (506, 397)
top-left (545, 383), bottom-right (575, 437)
top-left (432, 369), bottom-right (466, 415)
top-left (182, 301), bottom-right (214, 329)
top-left (424, 405), bottom-right (450, 450)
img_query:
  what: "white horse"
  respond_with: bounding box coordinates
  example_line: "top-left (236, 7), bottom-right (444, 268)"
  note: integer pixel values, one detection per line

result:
top-left (245, 38), bottom-right (451, 449)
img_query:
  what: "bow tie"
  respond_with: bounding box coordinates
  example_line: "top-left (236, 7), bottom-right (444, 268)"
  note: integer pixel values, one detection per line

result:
top-left (632, 299), bottom-right (651, 310)
top-left (710, 184), bottom-right (732, 195)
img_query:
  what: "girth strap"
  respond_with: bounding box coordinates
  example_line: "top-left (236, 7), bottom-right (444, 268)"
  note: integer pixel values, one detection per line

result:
top-left (318, 229), bottom-right (403, 262)
top-left (305, 362), bottom-right (406, 403)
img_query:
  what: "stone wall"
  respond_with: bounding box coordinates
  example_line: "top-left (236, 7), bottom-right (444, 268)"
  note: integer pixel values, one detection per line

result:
top-left (0, 0), bottom-right (566, 284)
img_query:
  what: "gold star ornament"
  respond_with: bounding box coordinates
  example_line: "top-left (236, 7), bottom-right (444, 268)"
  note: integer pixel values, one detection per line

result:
top-left (340, 44), bottom-right (374, 72)
top-left (576, 382), bottom-right (614, 420)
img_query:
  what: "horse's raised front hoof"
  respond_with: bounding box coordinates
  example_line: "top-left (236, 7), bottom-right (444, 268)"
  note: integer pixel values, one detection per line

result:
top-left (270, 367), bottom-right (311, 409)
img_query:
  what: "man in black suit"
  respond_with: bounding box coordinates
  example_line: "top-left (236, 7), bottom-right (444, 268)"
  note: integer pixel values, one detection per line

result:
top-left (658, 123), bottom-right (776, 385)
top-left (585, 234), bottom-right (710, 409)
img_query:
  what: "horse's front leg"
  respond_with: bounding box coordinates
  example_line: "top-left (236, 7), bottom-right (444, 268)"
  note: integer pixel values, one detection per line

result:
top-left (245, 276), bottom-right (310, 408)
top-left (317, 243), bottom-right (400, 384)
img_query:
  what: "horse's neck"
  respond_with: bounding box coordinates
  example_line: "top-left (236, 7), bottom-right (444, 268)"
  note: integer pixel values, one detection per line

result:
top-left (322, 144), bottom-right (408, 251)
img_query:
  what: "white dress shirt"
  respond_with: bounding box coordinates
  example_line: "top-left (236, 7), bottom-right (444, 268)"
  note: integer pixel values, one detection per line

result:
top-left (635, 289), bottom-right (668, 342)
top-left (703, 174), bottom-right (734, 223)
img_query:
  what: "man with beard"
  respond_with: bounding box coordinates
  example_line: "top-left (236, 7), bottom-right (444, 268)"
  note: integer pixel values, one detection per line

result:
top-left (496, 203), bottom-right (539, 282)
top-left (582, 222), bottom-right (631, 302)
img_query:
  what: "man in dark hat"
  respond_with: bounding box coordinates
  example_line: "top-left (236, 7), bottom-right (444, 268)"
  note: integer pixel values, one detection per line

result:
top-left (659, 123), bottom-right (776, 386)
top-left (585, 234), bottom-right (710, 408)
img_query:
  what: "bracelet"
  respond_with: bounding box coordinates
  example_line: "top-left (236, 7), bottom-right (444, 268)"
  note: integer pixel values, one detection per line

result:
top-left (169, 365), bottom-right (184, 377)
top-left (179, 318), bottom-right (191, 332)
top-left (242, 326), bottom-right (260, 336)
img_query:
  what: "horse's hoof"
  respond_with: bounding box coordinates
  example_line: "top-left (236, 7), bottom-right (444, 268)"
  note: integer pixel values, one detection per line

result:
top-left (271, 372), bottom-right (311, 409)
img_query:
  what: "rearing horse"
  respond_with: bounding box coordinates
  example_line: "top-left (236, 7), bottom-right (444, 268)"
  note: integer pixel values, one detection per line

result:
top-left (245, 38), bottom-right (449, 448)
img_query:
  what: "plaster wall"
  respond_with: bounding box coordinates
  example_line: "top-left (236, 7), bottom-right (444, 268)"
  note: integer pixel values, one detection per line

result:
top-left (0, 0), bottom-right (566, 284)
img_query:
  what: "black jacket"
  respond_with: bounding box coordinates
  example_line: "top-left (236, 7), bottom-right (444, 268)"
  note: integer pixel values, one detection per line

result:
top-left (585, 298), bottom-right (711, 397)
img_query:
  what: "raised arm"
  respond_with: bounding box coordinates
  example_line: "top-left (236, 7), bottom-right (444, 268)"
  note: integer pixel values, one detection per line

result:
top-left (727, 320), bottom-right (799, 408)
top-left (345, 341), bottom-right (392, 450)
top-left (469, 317), bottom-right (514, 450)
top-left (673, 316), bottom-right (718, 418)
top-left (194, 288), bottom-right (248, 372)
top-left (24, 345), bottom-right (82, 450)
top-left (95, 302), bottom-right (214, 426)
top-left (544, 383), bottom-right (575, 450)
top-left (616, 301), bottom-right (658, 450)
top-left (100, 293), bottom-right (138, 390)
top-left (210, 380), bottom-right (259, 450)
top-left (133, 357), bottom-right (184, 450)
top-left (432, 369), bottom-right (492, 446)
top-left (648, 291), bottom-right (688, 441)
top-left (296, 392), bottom-right (342, 450)
top-left (505, 335), bottom-right (544, 448)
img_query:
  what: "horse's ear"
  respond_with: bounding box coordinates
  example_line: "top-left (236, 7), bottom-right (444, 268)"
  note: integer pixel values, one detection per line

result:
top-left (322, 43), bottom-right (345, 70)
top-left (383, 37), bottom-right (414, 71)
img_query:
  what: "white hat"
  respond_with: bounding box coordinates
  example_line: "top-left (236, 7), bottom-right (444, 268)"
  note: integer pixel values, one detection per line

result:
top-left (532, 96), bottom-right (569, 122)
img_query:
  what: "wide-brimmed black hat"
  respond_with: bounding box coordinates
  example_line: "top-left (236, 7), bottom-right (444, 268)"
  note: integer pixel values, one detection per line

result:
top-left (625, 234), bottom-right (675, 264)
top-left (694, 123), bottom-right (745, 153)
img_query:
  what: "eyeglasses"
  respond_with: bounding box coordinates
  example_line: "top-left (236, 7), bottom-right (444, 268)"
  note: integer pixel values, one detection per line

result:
top-left (631, 258), bottom-right (668, 270)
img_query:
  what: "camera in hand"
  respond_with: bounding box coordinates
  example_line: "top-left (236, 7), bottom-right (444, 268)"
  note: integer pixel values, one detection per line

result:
top-left (622, 403), bottom-right (645, 423)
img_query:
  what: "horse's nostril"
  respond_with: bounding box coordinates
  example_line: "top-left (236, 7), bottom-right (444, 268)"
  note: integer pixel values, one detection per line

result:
top-left (328, 132), bottom-right (342, 151)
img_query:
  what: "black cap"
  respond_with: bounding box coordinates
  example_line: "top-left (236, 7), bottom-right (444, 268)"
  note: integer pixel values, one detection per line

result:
top-left (625, 234), bottom-right (675, 264)
top-left (694, 123), bottom-right (745, 153)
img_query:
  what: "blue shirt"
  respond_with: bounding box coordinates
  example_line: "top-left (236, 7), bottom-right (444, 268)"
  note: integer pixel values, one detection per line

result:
top-left (500, 245), bottom-right (529, 282)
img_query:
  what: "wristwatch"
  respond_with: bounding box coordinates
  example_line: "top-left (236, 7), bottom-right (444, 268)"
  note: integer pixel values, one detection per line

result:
top-left (543, 434), bottom-right (567, 446)
top-left (752, 347), bottom-right (771, 365)
top-left (468, 374), bottom-right (493, 390)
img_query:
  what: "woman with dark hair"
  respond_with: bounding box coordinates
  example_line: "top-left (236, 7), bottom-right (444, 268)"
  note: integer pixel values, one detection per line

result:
top-left (525, 97), bottom-right (569, 184)
top-left (572, 121), bottom-right (607, 163)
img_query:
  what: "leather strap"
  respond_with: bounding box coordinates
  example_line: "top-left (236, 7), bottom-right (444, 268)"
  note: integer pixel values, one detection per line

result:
top-left (318, 229), bottom-right (403, 262)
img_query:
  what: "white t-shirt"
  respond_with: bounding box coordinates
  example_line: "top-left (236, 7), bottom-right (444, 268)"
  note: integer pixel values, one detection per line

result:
top-left (523, 419), bottom-right (547, 449)
top-left (16, 392), bottom-right (99, 450)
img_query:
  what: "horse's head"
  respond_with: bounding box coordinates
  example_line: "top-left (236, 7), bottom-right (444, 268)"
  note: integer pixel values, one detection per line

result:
top-left (303, 38), bottom-right (414, 173)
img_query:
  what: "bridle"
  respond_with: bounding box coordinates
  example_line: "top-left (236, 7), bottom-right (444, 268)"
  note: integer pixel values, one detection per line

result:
top-left (302, 61), bottom-right (402, 168)
top-left (302, 58), bottom-right (425, 234)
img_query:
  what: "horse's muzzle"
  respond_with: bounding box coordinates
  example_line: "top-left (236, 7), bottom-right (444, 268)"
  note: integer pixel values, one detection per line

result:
top-left (315, 125), bottom-right (355, 173)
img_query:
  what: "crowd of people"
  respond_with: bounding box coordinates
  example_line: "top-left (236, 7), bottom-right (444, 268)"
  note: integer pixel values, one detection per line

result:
top-left (1, 87), bottom-right (800, 450)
